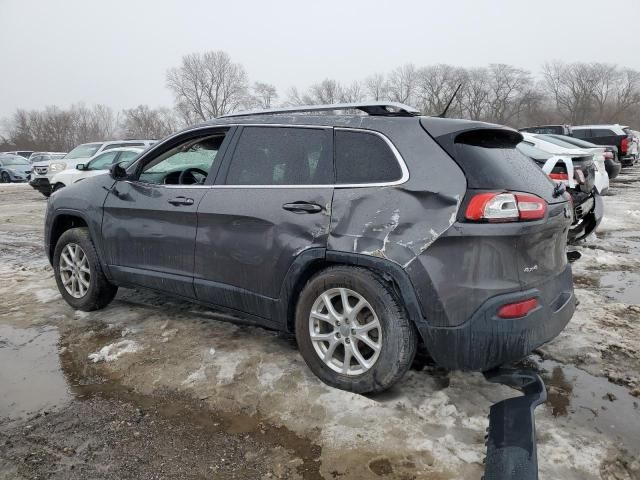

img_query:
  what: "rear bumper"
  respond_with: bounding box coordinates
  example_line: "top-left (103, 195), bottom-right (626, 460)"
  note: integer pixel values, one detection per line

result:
top-left (417, 265), bottom-right (575, 371)
top-left (29, 177), bottom-right (52, 196)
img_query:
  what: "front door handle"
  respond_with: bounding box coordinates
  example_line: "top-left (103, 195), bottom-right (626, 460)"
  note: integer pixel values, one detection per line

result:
top-left (168, 196), bottom-right (194, 206)
top-left (282, 202), bottom-right (323, 214)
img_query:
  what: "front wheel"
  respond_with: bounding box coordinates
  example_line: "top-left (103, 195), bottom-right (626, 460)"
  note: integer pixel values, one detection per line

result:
top-left (53, 227), bottom-right (117, 311)
top-left (295, 266), bottom-right (417, 394)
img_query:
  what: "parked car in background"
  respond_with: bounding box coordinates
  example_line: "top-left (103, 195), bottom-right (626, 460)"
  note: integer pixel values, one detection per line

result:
top-left (30, 139), bottom-right (155, 197)
top-left (29, 152), bottom-right (67, 164)
top-left (517, 134), bottom-right (602, 244)
top-left (572, 125), bottom-right (635, 166)
top-left (44, 102), bottom-right (576, 393)
top-left (1, 150), bottom-right (34, 159)
top-left (519, 125), bottom-right (572, 136)
top-left (543, 134), bottom-right (622, 179)
top-left (0, 154), bottom-right (32, 183)
top-left (623, 127), bottom-right (638, 164)
top-left (531, 134), bottom-right (610, 193)
top-left (49, 147), bottom-right (143, 192)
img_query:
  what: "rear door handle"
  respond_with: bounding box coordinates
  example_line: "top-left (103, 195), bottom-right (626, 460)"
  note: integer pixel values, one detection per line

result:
top-left (168, 196), bottom-right (194, 206)
top-left (282, 202), bottom-right (323, 214)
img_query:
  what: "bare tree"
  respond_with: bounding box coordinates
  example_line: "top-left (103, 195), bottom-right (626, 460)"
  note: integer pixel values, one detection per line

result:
top-left (386, 64), bottom-right (418, 105)
top-left (365, 73), bottom-right (388, 101)
top-left (166, 50), bottom-right (249, 122)
top-left (251, 82), bottom-right (278, 109)
top-left (416, 64), bottom-right (464, 116)
top-left (485, 64), bottom-right (533, 124)
top-left (120, 105), bottom-right (179, 139)
top-left (459, 68), bottom-right (490, 120)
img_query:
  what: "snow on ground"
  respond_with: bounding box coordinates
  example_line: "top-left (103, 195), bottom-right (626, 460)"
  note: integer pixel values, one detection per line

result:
top-left (1, 169), bottom-right (640, 479)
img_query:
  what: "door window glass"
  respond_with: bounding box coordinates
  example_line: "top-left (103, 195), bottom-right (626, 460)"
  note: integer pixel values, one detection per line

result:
top-left (117, 150), bottom-right (140, 167)
top-left (138, 133), bottom-right (226, 185)
top-left (225, 127), bottom-right (332, 185)
top-left (87, 151), bottom-right (119, 170)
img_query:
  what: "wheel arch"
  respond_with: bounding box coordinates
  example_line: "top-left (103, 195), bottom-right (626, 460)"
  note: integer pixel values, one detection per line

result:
top-left (48, 212), bottom-right (89, 261)
top-left (279, 249), bottom-right (426, 334)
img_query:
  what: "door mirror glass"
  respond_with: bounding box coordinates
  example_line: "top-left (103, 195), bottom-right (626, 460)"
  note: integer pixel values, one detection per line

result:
top-left (76, 163), bottom-right (86, 170)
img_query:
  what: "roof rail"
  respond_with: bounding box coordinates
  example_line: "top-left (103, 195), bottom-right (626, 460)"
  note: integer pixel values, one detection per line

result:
top-left (219, 102), bottom-right (420, 118)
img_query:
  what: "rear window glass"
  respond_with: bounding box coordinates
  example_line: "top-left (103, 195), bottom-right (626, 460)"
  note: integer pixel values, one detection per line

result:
top-left (335, 130), bottom-right (402, 184)
top-left (446, 129), bottom-right (554, 194)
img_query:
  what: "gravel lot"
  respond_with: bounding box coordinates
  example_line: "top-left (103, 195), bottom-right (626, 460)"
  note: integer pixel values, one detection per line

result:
top-left (1, 170), bottom-right (639, 480)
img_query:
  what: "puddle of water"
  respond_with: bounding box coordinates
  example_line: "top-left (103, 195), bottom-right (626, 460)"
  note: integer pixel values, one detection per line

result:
top-left (537, 358), bottom-right (640, 452)
top-left (599, 271), bottom-right (640, 304)
top-left (0, 324), bottom-right (71, 420)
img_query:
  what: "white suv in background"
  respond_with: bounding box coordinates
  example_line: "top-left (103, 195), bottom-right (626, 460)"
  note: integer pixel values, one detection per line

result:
top-left (49, 147), bottom-right (144, 193)
top-left (29, 139), bottom-right (154, 196)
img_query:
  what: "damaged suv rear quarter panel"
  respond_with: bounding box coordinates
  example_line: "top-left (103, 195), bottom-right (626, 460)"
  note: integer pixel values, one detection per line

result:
top-left (328, 118), bottom-right (468, 317)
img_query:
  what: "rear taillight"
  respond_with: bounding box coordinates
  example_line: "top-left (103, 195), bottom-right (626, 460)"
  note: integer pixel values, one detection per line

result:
top-left (497, 298), bottom-right (539, 319)
top-left (465, 192), bottom-right (547, 222)
top-left (548, 173), bottom-right (569, 181)
top-left (621, 137), bottom-right (628, 155)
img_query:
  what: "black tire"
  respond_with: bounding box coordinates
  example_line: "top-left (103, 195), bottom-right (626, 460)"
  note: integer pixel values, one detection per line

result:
top-left (52, 183), bottom-right (65, 192)
top-left (295, 266), bottom-right (417, 394)
top-left (53, 227), bottom-right (117, 311)
top-left (1, 172), bottom-right (10, 183)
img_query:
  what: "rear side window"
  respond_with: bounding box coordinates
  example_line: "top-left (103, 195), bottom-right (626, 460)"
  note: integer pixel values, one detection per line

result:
top-left (572, 129), bottom-right (591, 139)
top-left (225, 127), bottom-right (332, 185)
top-left (335, 130), bottom-right (403, 184)
top-left (591, 129), bottom-right (615, 137)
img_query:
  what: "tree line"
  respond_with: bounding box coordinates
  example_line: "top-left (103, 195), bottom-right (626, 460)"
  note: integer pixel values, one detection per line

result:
top-left (3, 50), bottom-right (640, 151)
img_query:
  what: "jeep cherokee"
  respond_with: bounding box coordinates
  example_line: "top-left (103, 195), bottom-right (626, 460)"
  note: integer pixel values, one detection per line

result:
top-left (44, 102), bottom-right (576, 393)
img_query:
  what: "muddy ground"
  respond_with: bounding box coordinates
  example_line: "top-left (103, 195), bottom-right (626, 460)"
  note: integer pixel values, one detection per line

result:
top-left (1, 169), bottom-right (639, 480)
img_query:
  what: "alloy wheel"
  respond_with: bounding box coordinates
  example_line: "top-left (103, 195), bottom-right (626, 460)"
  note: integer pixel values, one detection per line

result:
top-left (59, 243), bottom-right (91, 298)
top-left (308, 287), bottom-right (382, 376)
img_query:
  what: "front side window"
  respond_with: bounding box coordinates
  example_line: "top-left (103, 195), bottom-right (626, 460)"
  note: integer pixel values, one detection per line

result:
top-left (87, 151), bottom-right (118, 170)
top-left (335, 130), bottom-right (403, 184)
top-left (117, 150), bottom-right (140, 167)
top-left (138, 133), bottom-right (225, 185)
top-left (225, 127), bottom-right (332, 185)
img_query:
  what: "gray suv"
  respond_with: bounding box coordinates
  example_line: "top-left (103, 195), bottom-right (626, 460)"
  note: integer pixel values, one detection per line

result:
top-left (44, 103), bottom-right (576, 393)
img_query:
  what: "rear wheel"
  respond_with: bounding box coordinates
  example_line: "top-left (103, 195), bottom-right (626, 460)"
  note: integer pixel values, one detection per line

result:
top-left (1, 172), bottom-right (10, 183)
top-left (53, 227), bottom-right (117, 311)
top-left (52, 183), bottom-right (65, 192)
top-left (295, 266), bottom-right (417, 393)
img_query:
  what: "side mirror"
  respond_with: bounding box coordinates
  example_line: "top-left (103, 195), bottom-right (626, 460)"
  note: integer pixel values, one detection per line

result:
top-left (109, 162), bottom-right (128, 180)
top-left (76, 163), bottom-right (86, 170)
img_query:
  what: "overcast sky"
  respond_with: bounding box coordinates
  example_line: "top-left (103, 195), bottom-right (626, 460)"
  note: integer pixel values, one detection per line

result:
top-left (1, 0), bottom-right (640, 121)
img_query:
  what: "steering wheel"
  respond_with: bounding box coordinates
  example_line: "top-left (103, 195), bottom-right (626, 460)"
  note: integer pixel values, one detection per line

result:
top-left (178, 167), bottom-right (208, 185)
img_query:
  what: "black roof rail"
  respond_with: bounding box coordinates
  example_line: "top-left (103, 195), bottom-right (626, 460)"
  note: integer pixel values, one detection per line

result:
top-left (218, 102), bottom-right (420, 118)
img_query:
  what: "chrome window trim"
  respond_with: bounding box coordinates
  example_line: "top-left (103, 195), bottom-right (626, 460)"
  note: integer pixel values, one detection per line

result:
top-left (126, 124), bottom-right (409, 189)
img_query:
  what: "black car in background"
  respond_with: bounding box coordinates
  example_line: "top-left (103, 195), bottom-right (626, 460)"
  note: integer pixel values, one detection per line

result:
top-left (43, 102), bottom-right (575, 394)
top-left (572, 125), bottom-right (635, 166)
top-left (544, 134), bottom-right (622, 179)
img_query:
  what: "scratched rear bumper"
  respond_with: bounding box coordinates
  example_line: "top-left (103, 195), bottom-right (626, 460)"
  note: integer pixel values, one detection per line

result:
top-left (416, 265), bottom-right (574, 371)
